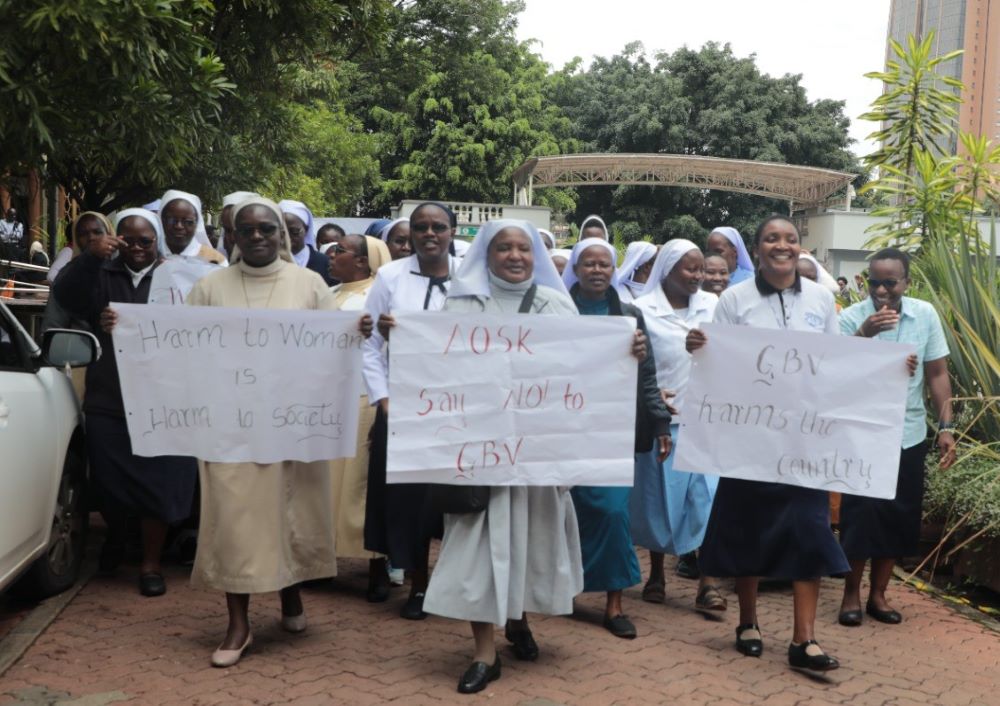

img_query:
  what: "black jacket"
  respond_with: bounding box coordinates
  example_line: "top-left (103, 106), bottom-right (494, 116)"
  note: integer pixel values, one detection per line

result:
top-left (570, 284), bottom-right (672, 453)
top-left (53, 252), bottom-right (157, 418)
top-left (305, 245), bottom-right (337, 286)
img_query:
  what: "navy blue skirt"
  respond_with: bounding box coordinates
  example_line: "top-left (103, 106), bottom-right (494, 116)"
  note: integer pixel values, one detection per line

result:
top-left (86, 413), bottom-right (197, 526)
top-left (699, 477), bottom-right (849, 580)
top-left (839, 442), bottom-right (928, 560)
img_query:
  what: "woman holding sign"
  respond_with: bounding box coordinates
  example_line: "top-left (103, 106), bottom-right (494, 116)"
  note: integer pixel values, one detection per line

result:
top-left (563, 237), bottom-right (674, 639)
top-left (689, 215), bottom-right (849, 673)
top-left (421, 219), bottom-right (586, 694)
top-left (185, 196), bottom-right (371, 668)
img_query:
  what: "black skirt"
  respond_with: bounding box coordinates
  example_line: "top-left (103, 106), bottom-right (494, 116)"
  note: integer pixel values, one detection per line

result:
top-left (699, 477), bottom-right (849, 580)
top-left (839, 442), bottom-right (929, 560)
top-left (363, 406), bottom-right (443, 569)
top-left (86, 413), bottom-right (197, 526)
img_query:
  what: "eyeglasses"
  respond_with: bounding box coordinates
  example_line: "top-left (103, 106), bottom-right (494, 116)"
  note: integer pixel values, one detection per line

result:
top-left (236, 223), bottom-right (279, 238)
top-left (410, 222), bottom-right (451, 234)
top-left (867, 278), bottom-right (903, 289)
top-left (122, 237), bottom-right (155, 248)
top-left (330, 243), bottom-right (358, 257)
top-left (163, 217), bottom-right (197, 229)
top-left (287, 227), bottom-right (305, 237)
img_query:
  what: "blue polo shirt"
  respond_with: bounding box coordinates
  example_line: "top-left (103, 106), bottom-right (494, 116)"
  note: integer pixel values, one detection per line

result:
top-left (839, 296), bottom-right (949, 449)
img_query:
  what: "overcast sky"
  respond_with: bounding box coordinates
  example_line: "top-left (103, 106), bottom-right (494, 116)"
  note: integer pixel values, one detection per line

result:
top-left (515, 0), bottom-right (892, 156)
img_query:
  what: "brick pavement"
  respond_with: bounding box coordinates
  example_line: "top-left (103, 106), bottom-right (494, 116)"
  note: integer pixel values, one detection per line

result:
top-left (1, 551), bottom-right (998, 706)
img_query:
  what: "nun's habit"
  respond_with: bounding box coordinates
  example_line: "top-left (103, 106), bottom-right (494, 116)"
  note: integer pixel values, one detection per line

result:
top-left (423, 220), bottom-right (584, 625)
top-left (615, 241), bottom-right (657, 304)
top-left (579, 214), bottom-right (610, 241)
top-left (710, 226), bottom-right (753, 285)
top-left (160, 190), bottom-right (226, 264)
top-left (278, 199), bottom-right (336, 286)
top-left (219, 191), bottom-right (260, 261)
top-left (631, 240), bottom-right (720, 556)
top-left (187, 197), bottom-right (338, 593)
top-left (798, 253), bottom-right (840, 293)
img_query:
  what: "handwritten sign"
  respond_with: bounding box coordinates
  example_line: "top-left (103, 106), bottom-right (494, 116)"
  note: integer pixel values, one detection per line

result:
top-left (673, 322), bottom-right (914, 499)
top-left (387, 311), bottom-right (638, 486)
top-left (148, 256), bottom-right (222, 305)
top-left (112, 303), bottom-right (364, 463)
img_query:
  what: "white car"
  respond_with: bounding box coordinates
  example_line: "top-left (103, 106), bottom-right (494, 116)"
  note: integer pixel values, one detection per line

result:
top-left (0, 299), bottom-right (100, 597)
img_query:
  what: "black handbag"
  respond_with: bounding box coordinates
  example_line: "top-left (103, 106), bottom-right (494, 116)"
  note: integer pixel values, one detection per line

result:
top-left (429, 284), bottom-right (537, 514)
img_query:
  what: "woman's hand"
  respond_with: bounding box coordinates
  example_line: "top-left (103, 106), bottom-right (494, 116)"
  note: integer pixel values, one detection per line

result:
top-left (686, 328), bottom-right (707, 353)
top-left (377, 313), bottom-right (395, 340)
top-left (906, 353), bottom-right (918, 377)
top-left (937, 430), bottom-right (957, 470)
top-left (358, 313), bottom-right (374, 339)
top-left (87, 233), bottom-right (125, 260)
top-left (99, 306), bottom-right (118, 334)
top-left (659, 389), bottom-right (680, 417)
top-left (656, 433), bottom-right (672, 462)
top-left (630, 330), bottom-right (647, 362)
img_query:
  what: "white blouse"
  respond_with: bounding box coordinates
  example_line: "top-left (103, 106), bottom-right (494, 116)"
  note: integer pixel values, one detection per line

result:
top-left (714, 276), bottom-right (838, 335)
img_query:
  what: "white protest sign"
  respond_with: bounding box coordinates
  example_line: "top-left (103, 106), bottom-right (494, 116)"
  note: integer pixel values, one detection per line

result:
top-left (112, 303), bottom-right (364, 463)
top-left (673, 322), bottom-right (914, 499)
top-left (387, 311), bottom-right (638, 486)
top-left (148, 256), bottom-right (222, 305)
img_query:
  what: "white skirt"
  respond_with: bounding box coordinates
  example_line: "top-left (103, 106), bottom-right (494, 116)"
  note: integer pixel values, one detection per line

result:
top-left (424, 486), bottom-right (583, 625)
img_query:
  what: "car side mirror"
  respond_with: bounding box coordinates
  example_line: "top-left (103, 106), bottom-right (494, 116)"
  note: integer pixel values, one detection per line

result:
top-left (42, 329), bottom-right (102, 368)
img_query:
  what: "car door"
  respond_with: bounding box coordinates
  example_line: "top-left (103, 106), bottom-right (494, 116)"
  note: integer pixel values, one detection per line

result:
top-left (0, 305), bottom-right (54, 588)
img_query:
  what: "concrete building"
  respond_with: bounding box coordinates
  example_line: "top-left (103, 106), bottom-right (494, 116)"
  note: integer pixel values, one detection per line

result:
top-left (887, 0), bottom-right (1000, 151)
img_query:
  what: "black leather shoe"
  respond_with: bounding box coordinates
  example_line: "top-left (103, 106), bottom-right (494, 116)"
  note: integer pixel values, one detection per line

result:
top-left (788, 640), bottom-right (839, 671)
top-left (735, 623), bottom-right (763, 657)
top-left (138, 572), bottom-right (166, 597)
top-left (675, 552), bottom-right (700, 579)
top-left (457, 653), bottom-right (501, 694)
top-left (866, 602), bottom-right (902, 624)
top-left (367, 560), bottom-right (390, 603)
top-left (603, 614), bottom-right (637, 639)
top-left (838, 609), bottom-right (863, 626)
top-left (504, 625), bottom-right (539, 661)
top-left (400, 591), bottom-right (427, 620)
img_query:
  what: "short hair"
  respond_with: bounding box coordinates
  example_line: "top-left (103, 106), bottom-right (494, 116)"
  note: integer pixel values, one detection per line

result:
top-left (411, 202), bottom-right (457, 228)
top-left (343, 233), bottom-right (367, 258)
top-left (870, 247), bottom-right (910, 277)
top-left (836, 276), bottom-right (848, 285)
top-left (704, 252), bottom-right (728, 265)
top-left (752, 215), bottom-right (797, 248)
top-left (318, 223), bottom-right (346, 240)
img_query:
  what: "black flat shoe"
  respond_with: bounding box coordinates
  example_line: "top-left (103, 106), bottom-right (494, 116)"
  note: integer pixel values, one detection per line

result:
top-left (866, 602), bottom-right (902, 624)
top-left (675, 552), bottom-right (700, 579)
top-left (788, 640), bottom-right (839, 671)
top-left (838, 609), bottom-right (863, 626)
top-left (504, 625), bottom-right (539, 661)
top-left (603, 614), bottom-right (637, 639)
top-left (400, 591), bottom-right (427, 620)
top-left (735, 623), bottom-right (763, 657)
top-left (367, 560), bottom-right (390, 603)
top-left (457, 653), bottom-right (501, 694)
top-left (138, 572), bottom-right (166, 597)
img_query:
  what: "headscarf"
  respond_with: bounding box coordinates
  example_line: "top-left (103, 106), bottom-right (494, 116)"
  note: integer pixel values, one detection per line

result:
top-left (448, 219), bottom-right (568, 299)
top-left (641, 238), bottom-right (701, 296)
top-left (709, 226), bottom-right (753, 273)
top-left (277, 199), bottom-right (317, 267)
top-left (319, 241), bottom-right (336, 255)
top-left (578, 214), bottom-right (610, 241)
top-left (378, 217), bottom-right (409, 243)
top-left (550, 248), bottom-right (572, 262)
top-left (160, 189), bottom-right (211, 253)
top-left (539, 228), bottom-right (556, 250)
top-left (363, 235), bottom-right (391, 276)
top-left (365, 218), bottom-right (393, 237)
top-left (562, 238), bottom-right (621, 291)
top-left (229, 197), bottom-right (293, 264)
top-left (223, 191), bottom-right (259, 208)
top-left (71, 211), bottom-right (113, 255)
top-left (453, 239), bottom-right (471, 257)
top-left (142, 199), bottom-right (161, 213)
top-left (616, 241), bottom-right (657, 289)
top-left (114, 208), bottom-right (166, 256)
top-left (29, 240), bottom-right (49, 265)
top-left (799, 252), bottom-right (840, 293)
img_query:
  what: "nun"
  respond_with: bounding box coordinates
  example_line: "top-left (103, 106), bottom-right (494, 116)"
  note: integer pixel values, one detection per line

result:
top-left (362, 202), bottom-right (459, 617)
top-left (278, 199), bottom-right (336, 286)
top-left (706, 226), bottom-right (753, 285)
top-left (550, 248), bottom-right (572, 276)
top-left (563, 237), bottom-right (673, 639)
top-left (43, 212), bottom-right (113, 331)
top-left (378, 217), bottom-right (412, 261)
top-left (421, 219), bottom-right (584, 694)
top-left (631, 241), bottom-right (726, 613)
top-left (615, 241), bottom-right (657, 303)
top-left (220, 191), bottom-right (260, 260)
top-left (579, 214), bottom-right (610, 241)
top-left (797, 252), bottom-right (841, 294)
top-left (538, 228), bottom-right (556, 250)
top-left (159, 190), bottom-right (226, 264)
top-left (691, 215), bottom-right (848, 672)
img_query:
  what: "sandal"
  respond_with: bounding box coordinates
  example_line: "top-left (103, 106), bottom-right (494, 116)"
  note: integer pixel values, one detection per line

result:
top-left (641, 579), bottom-right (665, 604)
top-left (695, 584), bottom-right (727, 612)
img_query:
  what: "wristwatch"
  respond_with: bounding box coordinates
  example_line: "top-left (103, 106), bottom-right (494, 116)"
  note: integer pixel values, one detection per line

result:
top-left (938, 421), bottom-right (955, 434)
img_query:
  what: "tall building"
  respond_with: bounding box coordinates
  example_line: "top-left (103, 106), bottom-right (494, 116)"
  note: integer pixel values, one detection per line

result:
top-left (887, 0), bottom-right (1000, 152)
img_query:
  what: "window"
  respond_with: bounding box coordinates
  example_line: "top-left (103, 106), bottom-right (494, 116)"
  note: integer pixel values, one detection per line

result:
top-left (0, 306), bottom-right (31, 371)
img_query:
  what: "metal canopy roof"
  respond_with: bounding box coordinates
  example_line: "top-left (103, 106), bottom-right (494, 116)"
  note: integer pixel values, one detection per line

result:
top-left (512, 154), bottom-right (857, 211)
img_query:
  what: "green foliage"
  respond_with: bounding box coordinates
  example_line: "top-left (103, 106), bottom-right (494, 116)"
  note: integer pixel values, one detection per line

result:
top-left (925, 444), bottom-right (1000, 541)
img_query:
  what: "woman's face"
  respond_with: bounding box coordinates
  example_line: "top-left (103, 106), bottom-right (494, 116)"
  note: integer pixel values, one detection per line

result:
top-left (235, 205), bottom-right (283, 267)
top-left (706, 232), bottom-right (737, 272)
top-left (117, 217), bottom-right (159, 271)
top-left (74, 215), bottom-right (107, 250)
top-left (316, 227), bottom-right (340, 249)
top-left (632, 257), bottom-right (655, 284)
top-left (702, 254), bottom-right (730, 294)
top-left (283, 213), bottom-right (307, 254)
top-left (574, 245), bottom-right (615, 297)
top-left (161, 199), bottom-right (198, 254)
top-left (552, 255), bottom-right (568, 275)
top-left (410, 206), bottom-right (452, 262)
top-left (755, 219), bottom-right (800, 279)
top-left (386, 222), bottom-right (412, 260)
top-left (487, 227), bottom-right (534, 284)
top-left (663, 250), bottom-right (704, 299)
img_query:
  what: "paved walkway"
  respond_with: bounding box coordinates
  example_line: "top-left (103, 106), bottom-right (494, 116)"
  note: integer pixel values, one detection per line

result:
top-left (1, 552), bottom-right (998, 705)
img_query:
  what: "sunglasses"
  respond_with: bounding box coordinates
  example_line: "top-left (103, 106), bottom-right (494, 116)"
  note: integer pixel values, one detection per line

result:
top-left (330, 243), bottom-right (358, 256)
top-left (867, 278), bottom-right (903, 289)
top-left (163, 217), bottom-right (197, 228)
top-left (236, 223), bottom-right (279, 238)
top-left (122, 237), bottom-right (156, 248)
top-left (410, 222), bottom-right (451, 234)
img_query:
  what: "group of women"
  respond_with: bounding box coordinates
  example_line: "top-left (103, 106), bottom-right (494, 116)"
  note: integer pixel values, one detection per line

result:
top-left (46, 196), bottom-right (939, 693)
